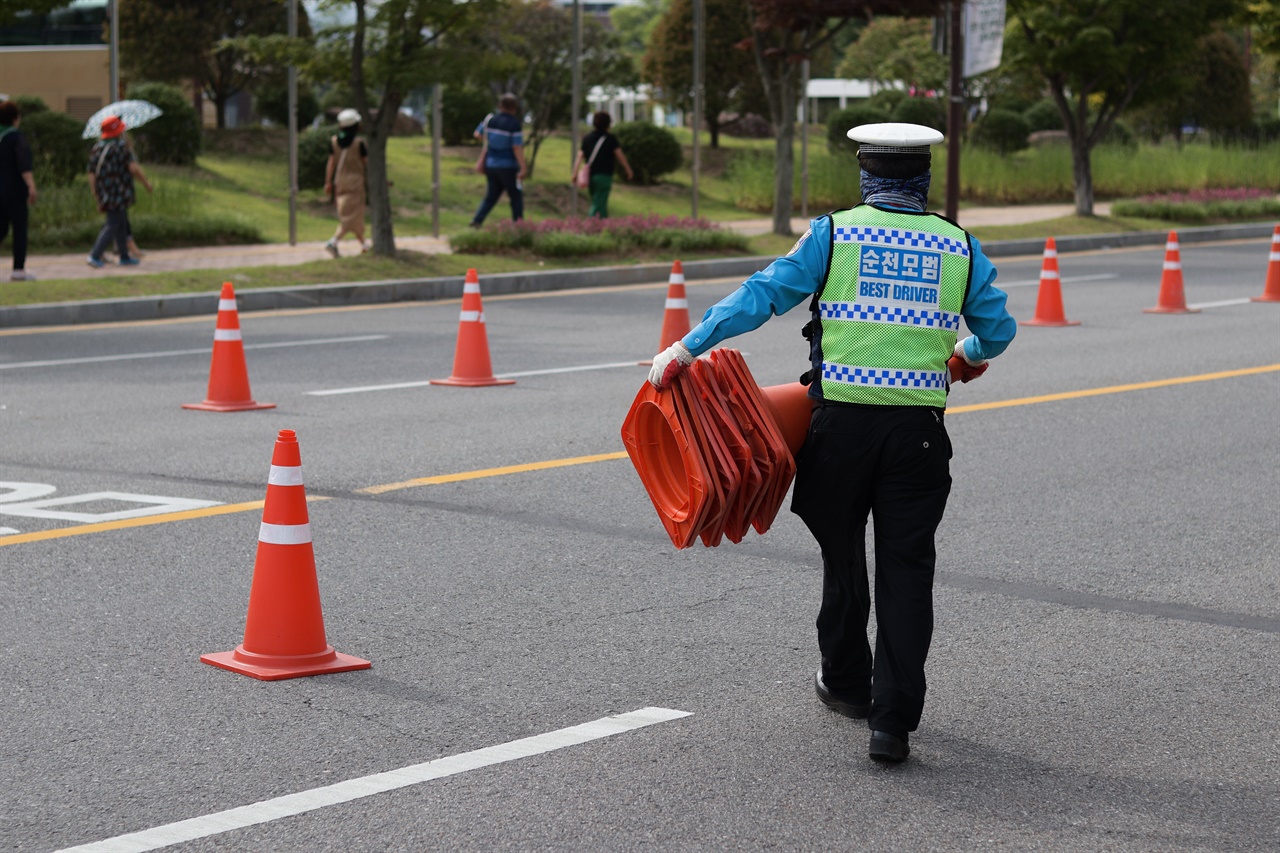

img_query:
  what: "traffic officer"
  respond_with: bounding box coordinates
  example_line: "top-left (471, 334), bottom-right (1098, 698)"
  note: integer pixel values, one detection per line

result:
top-left (648, 123), bottom-right (1016, 763)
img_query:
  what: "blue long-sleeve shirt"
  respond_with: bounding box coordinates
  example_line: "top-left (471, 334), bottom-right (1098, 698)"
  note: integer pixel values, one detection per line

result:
top-left (683, 211), bottom-right (1017, 365)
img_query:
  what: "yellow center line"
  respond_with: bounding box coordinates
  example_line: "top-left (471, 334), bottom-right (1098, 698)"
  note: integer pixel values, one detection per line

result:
top-left (948, 364), bottom-right (1280, 413)
top-left (356, 452), bottom-right (630, 495)
top-left (2, 364), bottom-right (1274, 546)
top-left (0, 497), bottom-right (328, 547)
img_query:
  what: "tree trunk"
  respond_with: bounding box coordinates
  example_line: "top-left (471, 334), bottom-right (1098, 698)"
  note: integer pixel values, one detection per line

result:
top-left (770, 70), bottom-right (797, 237)
top-left (1069, 137), bottom-right (1094, 216)
top-left (214, 94), bottom-right (227, 129)
top-left (366, 133), bottom-right (395, 255)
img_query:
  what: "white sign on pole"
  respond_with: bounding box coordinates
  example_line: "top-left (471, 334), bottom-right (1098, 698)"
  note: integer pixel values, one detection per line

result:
top-left (963, 0), bottom-right (1006, 78)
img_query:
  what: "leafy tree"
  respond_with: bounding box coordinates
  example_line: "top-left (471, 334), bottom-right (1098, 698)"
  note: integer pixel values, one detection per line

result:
top-left (305, 0), bottom-right (499, 255)
top-left (743, 0), bottom-right (943, 235)
top-left (643, 0), bottom-right (766, 148)
top-left (835, 17), bottom-right (947, 93)
top-left (471, 1), bottom-right (637, 175)
top-left (0, 1), bottom-right (63, 26)
top-left (126, 81), bottom-right (202, 165)
top-left (610, 0), bottom-right (668, 64)
top-left (1005, 0), bottom-right (1244, 215)
top-left (1240, 1), bottom-right (1280, 57)
top-left (119, 1), bottom-right (307, 129)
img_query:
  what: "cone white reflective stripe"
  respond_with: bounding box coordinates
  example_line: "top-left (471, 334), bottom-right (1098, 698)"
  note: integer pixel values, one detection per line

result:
top-left (214, 329), bottom-right (243, 341)
top-left (459, 310), bottom-right (483, 322)
top-left (464, 282), bottom-right (481, 294)
top-left (219, 298), bottom-right (238, 311)
top-left (1166, 241), bottom-right (1180, 251)
top-left (258, 521), bottom-right (312, 545)
top-left (1039, 270), bottom-right (1060, 280)
top-left (1163, 261), bottom-right (1182, 270)
top-left (1043, 249), bottom-right (1057, 259)
top-left (268, 465), bottom-right (305, 486)
top-left (1270, 252), bottom-right (1280, 261)
top-left (665, 297), bottom-right (689, 309)
top-left (668, 273), bottom-right (685, 284)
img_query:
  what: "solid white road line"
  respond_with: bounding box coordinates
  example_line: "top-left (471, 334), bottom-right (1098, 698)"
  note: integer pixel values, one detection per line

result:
top-left (997, 273), bottom-right (1118, 288)
top-left (56, 707), bottom-right (691, 853)
top-left (307, 360), bottom-right (643, 395)
top-left (0, 335), bottom-right (388, 370)
top-left (1187, 297), bottom-right (1253, 309)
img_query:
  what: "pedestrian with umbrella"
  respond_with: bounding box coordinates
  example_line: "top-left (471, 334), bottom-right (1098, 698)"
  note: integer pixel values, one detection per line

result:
top-left (86, 115), bottom-right (152, 269)
top-left (83, 100), bottom-right (162, 263)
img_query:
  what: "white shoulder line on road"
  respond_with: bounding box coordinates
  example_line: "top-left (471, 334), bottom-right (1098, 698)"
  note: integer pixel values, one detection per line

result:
top-left (308, 360), bottom-right (643, 395)
top-left (57, 706), bottom-right (692, 853)
top-left (996, 273), bottom-right (1118, 288)
top-left (0, 335), bottom-right (388, 370)
top-left (1186, 298), bottom-right (1253, 309)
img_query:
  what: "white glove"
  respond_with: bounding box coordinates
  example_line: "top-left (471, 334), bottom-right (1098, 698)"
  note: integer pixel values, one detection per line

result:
top-left (954, 336), bottom-right (987, 368)
top-left (648, 341), bottom-right (694, 388)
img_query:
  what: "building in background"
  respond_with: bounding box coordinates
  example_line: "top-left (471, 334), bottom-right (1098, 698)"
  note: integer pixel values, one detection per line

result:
top-left (0, 0), bottom-right (110, 119)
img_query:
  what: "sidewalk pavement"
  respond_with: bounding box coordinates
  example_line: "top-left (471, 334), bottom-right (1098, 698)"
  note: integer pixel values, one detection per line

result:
top-left (15, 203), bottom-right (1110, 283)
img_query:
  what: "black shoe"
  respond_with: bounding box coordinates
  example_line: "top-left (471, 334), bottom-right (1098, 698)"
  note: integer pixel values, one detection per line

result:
top-left (869, 730), bottom-right (910, 763)
top-left (814, 668), bottom-right (870, 719)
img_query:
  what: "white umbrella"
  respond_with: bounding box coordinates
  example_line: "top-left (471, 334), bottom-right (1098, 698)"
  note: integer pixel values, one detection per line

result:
top-left (82, 100), bottom-right (164, 140)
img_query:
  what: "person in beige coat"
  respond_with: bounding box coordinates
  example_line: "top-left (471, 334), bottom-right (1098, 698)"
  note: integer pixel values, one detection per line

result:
top-left (323, 108), bottom-right (368, 257)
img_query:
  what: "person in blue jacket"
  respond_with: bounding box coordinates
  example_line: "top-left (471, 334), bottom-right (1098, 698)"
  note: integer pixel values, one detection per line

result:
top-left (470, 93), bottom-right (527, 227)
top-left (648, 123), bottom-right (1016, 763)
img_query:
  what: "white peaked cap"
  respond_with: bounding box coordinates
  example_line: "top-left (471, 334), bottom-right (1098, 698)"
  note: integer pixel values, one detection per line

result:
top-left (847, 122), bottom-right (944, 156)
top-left (337, 108), bottom-right (361, 128)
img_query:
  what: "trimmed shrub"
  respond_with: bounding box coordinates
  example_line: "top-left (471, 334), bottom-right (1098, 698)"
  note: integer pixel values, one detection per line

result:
top-left (826, 105), bottom-right (890, 156)
top-left (125, 82), bottom-right (202, 166)
top-left (1023, 99), bottom-right (1063, 133)
top-left (442, 87), bottom-right (493, 146)
top-left (867, 89), bottom-right (907, 115)
top-left (971, 108), bottom-right (1030, 154)
top-left (612, 121), bottom-right (682, 185)
top-left (448, 214), bottom-right (748, 257)
top-left (254, 80), bottom-right (321, 130)
top-left (299, 124), bottom-right (339, 190)
top-left (890, 97), bottom-right (945, 131)
top-left (15, 94), bottom-right (49, 116)
top-left (20, 109), bottom-right (87, 188)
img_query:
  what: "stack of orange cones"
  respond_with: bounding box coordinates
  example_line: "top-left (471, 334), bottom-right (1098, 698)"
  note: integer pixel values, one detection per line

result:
top-left (620, 349), bottom-right (799, 549)
top-left (1144, 231), bottom-right (1200, 314)
top-left (183, 282), bottom-right (276, 411)
top-left (202, 429), bottom-right (371, 681)
top-left (1023, 237), bottom-right (1080, 326)
top-left (1251, 224), bottom-right (1280, 303)
top-left (430, 268), bottom-right (515, 387)
top-left (639, 260), bottom-right (692, 365)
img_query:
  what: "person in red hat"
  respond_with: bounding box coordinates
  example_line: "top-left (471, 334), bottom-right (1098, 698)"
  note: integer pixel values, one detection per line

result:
top-left (86, 114), bottom-right (152, 269)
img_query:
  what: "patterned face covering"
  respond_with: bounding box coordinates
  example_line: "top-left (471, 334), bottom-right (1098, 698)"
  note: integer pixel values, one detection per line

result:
top-left (859, 169), bottom-right (931, 211)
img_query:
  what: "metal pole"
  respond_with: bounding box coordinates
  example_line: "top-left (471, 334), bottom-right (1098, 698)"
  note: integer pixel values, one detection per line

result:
top-left (571, 0), bottom-right (582, 217)
top-left (432, 83), bottom-right (442, 238)
top-left (800, 58), bottom-right (809, 221)
top-left (691, 0), bottom-right (703, 219)
top-left (109, 0), bottom-right (119, 101)
top-left (287, 0), bottom-right (298, 246)
top-left (945, 1), bottom-right (963, 221)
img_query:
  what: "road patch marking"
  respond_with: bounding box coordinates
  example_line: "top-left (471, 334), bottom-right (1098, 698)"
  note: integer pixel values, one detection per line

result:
top-left (0, 335), bottom-right (387, 370)
top-left (55, 707), bottom-right (692, 853)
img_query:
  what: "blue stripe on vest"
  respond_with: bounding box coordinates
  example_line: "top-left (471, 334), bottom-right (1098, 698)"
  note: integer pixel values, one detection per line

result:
top-left (832, 226), bottom-right (969, 258)
top-left (821, 364), bottom-right (948, 389)
top-left (819, 301), bottom-right (962, 331)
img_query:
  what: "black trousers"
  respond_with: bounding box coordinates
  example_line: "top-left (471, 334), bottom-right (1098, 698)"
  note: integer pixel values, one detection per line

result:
top-left (0, 200), bottom-right (28, 271)
top-left (791, 402), bottom-right (952, 736)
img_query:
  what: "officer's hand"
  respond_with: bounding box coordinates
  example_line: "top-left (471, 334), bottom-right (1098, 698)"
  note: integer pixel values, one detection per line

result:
top-left (648, 341), bottom-right (694, 388)
top-left (952, 337), bottom-right (988, 383)
top-left (958, 360), bottom-right (989, 382)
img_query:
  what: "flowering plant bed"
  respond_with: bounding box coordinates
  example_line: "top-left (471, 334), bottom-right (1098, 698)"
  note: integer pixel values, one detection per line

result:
top-left (1111, 188), bottom-right (1280, 223)
top-left (448, 214), bottom-right (751, 257)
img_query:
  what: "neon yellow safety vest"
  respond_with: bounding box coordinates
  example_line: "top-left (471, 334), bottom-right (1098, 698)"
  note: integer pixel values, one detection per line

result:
top-left (811, 204), bottom-right (973, 408)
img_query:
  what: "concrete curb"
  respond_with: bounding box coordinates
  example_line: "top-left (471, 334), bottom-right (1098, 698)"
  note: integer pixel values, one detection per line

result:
top-left (3, 222), bottom-right (1273, 328)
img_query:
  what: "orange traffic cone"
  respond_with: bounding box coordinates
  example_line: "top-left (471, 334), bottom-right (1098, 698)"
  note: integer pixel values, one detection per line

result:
top-left (202, 429), bottom-right (371, 681)
top-left (1144, 231), bottom-right (1199, 314)
top-left (639, 260), bottom-right (692, 365)
top-left (430, 269), bottom-right (515, 387)
top-left (1251, 224), bottom-right (1280, 303)
top-left (183, 282), bottom-right (276, 411)
top-left (1024, 237), bottom-right (1080, 326)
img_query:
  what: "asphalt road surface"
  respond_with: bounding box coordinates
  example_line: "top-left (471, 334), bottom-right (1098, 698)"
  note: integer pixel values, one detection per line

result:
top-left (2, 236), bottom-right (1278, 852)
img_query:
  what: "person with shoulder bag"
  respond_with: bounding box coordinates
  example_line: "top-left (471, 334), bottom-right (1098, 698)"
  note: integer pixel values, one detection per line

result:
top-left (323, 108), bottom-right (369, 257)
top-left (570, 111), bottom-right (634, 219)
